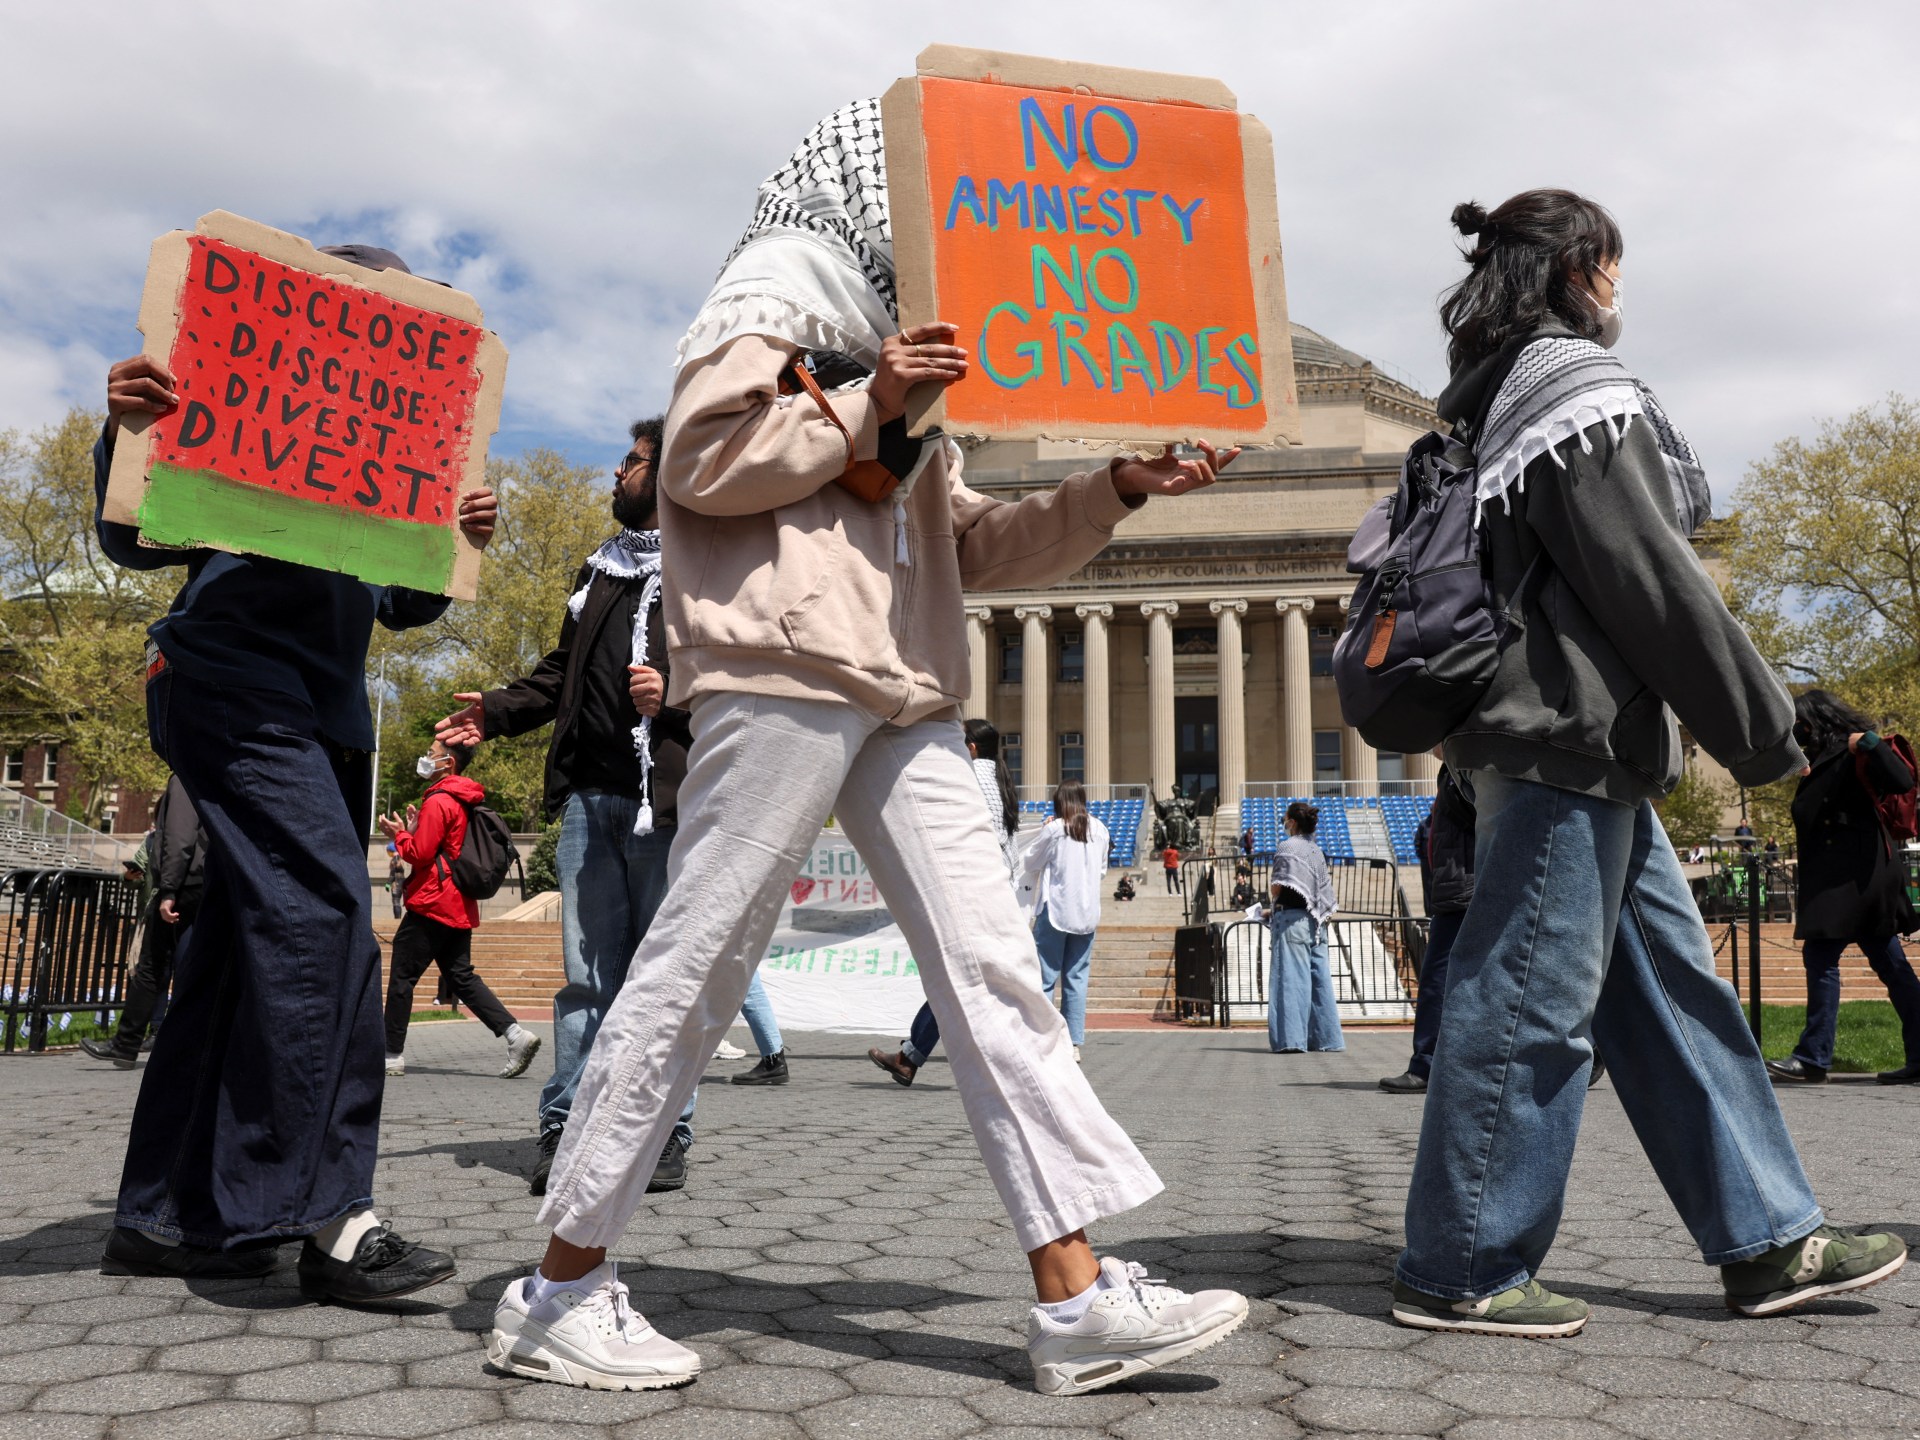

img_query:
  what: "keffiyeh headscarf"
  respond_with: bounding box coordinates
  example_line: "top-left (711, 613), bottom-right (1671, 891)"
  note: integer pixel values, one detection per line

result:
top-left (676, 98), bottom-right (898, 373)
top-left (1474, 337), bottom-right (1710, 535)
top-left (568, 529), bottom-right (666, 835)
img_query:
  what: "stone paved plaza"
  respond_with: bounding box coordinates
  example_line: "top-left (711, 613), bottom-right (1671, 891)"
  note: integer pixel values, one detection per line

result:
top-left (4, 1022), bottom-right (1919, 1439)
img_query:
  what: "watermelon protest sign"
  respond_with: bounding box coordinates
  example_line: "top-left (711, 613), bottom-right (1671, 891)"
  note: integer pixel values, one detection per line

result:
top-left (104, 211), bottom-right (506, 600)
top-left (883, 46), bottom-right (1298, 446)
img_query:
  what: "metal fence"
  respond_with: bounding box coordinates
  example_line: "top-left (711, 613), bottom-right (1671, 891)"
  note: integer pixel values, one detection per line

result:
top-left (1215, 916), bottom-right (1428, 1027)
top-left (0, 868), bottom-right (143, 1054)
top-left (1180, 853), bottom-right (1405, 923)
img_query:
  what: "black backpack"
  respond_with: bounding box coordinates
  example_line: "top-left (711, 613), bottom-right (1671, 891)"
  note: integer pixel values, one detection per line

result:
top-left (1331, 430), bottom-right (1505, 754)
top-left (439, 796), bottom-right (519, 900)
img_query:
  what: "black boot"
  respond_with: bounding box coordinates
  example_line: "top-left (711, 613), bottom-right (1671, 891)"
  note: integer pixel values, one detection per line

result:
top-left (1766, 1057), bottom-right (1828, 1084)
top-left (80, 1036), bottom-right (138, 1070)
top-left (732, 1050), bottom-right (790, 1086)
top-left (648, 1134), bottom-right (688, 1193)
top-left (529, 1129), bottom-right (561, 1197)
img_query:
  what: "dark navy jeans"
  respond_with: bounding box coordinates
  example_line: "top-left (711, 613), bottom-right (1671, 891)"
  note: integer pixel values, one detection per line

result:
top-left (115, 666), bottom-right (385, 1248)
top-left (1792, 934), bottom-right (1920, 1071)
top-left (1408, 909), bottom-right (1464, 1081)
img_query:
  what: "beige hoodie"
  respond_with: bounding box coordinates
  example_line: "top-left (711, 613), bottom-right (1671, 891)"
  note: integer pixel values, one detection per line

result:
top-left (659, 334), bottom-right (1142, 725)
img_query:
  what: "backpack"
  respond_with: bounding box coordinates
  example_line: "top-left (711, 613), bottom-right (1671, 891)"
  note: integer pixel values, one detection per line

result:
top-left (1331, 429), bottom-right (1505, 753)
top-left (439, 796), bottom-right (520, 900)
top-left (1856, 733), bottom-right (1920, 850)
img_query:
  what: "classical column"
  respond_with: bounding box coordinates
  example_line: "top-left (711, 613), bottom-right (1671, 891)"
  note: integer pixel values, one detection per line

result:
top-left (1075, 603), bottom-right (1113, 790)
top-left (1210, 599), bottom-right (1248, 809)
top-left (1014, 604), bottom-right (1052, 792)
top-left (1276, 597), bottom-right (1314, 786)
top-left (1141, 600), bottom-right (1179, 798)
top-left (1405, 749), bottom-right (1442, 784)
top-left (964, 606), bottom-right (994, 720)
top-left (1337, 596), bottom-right (1378, 790)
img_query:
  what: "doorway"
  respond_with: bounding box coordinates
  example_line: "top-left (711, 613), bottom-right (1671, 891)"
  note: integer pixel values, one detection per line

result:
top-left (1175, 695), bottom-right (1220, 801)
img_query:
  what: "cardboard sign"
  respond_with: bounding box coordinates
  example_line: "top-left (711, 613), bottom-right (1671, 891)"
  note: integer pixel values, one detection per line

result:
top-left (884, 47), bottom-right (1298, 445)
top-left (104, 211), bottom-right (506, 600)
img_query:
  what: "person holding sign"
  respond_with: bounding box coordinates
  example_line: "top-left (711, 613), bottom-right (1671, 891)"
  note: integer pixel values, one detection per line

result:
top-left (92, 244), bottom-right (495, 1307)
top-left (489, 99), bottom-right (1249, 1397)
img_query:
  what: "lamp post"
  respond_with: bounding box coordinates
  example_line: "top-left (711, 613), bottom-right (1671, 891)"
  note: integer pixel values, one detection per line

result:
top-left (368, 653), bottom-right (387, 838)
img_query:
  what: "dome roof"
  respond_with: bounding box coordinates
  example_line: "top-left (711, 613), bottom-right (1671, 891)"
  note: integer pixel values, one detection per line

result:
top-left (1287, 322), bottom-right (1369, 371)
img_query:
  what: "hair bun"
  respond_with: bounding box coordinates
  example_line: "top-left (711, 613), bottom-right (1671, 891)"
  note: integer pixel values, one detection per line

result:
top-left (1452, 201), bottom-right (1489, 236)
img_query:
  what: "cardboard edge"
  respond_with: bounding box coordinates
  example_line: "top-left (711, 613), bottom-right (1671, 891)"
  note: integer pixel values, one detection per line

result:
top-left (883, 77), bottom-right (949, 439)
top-left (1238, 115), bottom-right (1302, 447)
top-left (915, 43), bottom-right (1236, 110)
top-left (194, 210), bottom-right (485, 323)
top-left (446, 329), bottom-right (509, 602)
top-left (103, 229), bottom-right (194, 530)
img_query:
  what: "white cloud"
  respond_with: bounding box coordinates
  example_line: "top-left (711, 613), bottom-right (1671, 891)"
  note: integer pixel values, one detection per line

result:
top-left (8, 0), bottom-right (1918, 495)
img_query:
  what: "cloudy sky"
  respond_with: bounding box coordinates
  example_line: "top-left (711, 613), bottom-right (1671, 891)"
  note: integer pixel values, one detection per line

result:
top-left (7, 1), bottom-right (1916, 498)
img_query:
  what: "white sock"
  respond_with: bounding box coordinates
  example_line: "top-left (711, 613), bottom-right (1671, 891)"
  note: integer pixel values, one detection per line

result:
top-left (313, 1208), bottom-right (382, 1261)
top-left (1037, 1270), bottom-right (1111, 1324)
top-left (528, 1261), bottom-right (607, 1306)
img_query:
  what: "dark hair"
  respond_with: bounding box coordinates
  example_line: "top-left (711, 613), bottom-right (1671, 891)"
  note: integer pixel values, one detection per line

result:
top-left (444, 741), bottom-right (476, 775)
top-left (629, 415), bottom-right (665, 456)
top-left (1053, 780), bottom-right (1091, 843)
top-left (1793, 688), bottom-right (1872, 759)
top-left (1441, 189), bottom-right (1623, 372)
top-left (964, 717), bottom-right (1018, 838)
top-left (1285, 800), bottom-right (1319, 838)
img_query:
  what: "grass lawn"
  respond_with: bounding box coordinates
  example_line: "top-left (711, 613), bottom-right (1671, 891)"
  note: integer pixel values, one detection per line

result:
top-left (6, 1006), bottom-right (465, 1053)
top-left (1754, 1000), bottom-right (1906, 1074)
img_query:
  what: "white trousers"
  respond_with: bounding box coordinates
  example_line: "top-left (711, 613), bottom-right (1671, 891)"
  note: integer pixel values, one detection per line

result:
top-left (537, 693), bottom-right (1165, 1252)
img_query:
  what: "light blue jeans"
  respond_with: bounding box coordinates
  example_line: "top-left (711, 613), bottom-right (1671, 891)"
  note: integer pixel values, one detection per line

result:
top-left (540, 792), bottom-right (694, 1150)
top-left (1398, 771), bottom-right (1823, 1300)
top-left (1268, 910), bottom-right (1345, 1052)
top-left (738, 972), bottom-right (783, 1057)
top-left (1034, 906), bottom-right (1093, 1045)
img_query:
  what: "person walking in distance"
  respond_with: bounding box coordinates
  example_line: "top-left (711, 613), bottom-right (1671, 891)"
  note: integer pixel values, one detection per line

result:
top-left (91, 241), bottom-right (488, 1303)
top-left (1021, 782), bottom-right (1110, 1063)
top-left (1767, 690), bottom-right (1920, 1085)
top-left (379, 738), bottom-right (540, 1080)
top-left (436, 416), bottom-right (712, 1197)
top-left (1389, 190), bottom-right (1904, 1338)
top-left (1380, 765), bottom-right (1472, 1093)
top-left (1266, 802), bottom-right (1344, 1055)
top-left (868, 717), bottom-right (1018, 1086)
top-left (488, 99), bottom-right (1249, 1397)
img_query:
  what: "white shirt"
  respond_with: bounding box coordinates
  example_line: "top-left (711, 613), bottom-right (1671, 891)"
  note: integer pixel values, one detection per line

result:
top-left (1019, 815), bottom-right (1110, 935)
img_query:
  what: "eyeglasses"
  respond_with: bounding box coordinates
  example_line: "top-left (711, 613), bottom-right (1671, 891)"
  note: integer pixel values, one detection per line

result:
top-left (614, 450), bottom-right (654, 478)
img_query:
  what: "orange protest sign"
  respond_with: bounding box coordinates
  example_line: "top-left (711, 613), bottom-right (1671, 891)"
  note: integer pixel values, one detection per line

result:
top-left (884, 47), bottom-right (1298, 445)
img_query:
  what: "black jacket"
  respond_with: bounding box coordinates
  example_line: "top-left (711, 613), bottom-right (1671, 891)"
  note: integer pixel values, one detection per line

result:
top-left (481, 560), bottom-right (693, 824)
top-left (152, 775), bottom-right (207, 908)
top-left (1438, 326), bottom-right (1803, 803)
top-left (1792, 732), bottom-right (1916, 941)
top-left (1418, 767), bottom-right (1476, 915)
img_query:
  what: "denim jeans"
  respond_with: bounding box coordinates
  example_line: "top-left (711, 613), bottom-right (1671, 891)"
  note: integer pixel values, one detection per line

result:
top-left (901, 1002), bottom-right (941, 1067)
top-left (1268, 909), bottom-right (1345, 1053)
top-left (540, 694), bottom-right (1162, 1252)
top-left (540, 793), bottom-right (693, 1151)
top-left (1793, 935), bottom-right (1920, 1070)
top-left (1408, 909), bottom-right (1464, 1080)
top-left (1399, 772), bottom-right (1823, 1300)
top-left (1034, 906), bottom-right (1093, 1045)
top-left (738, 973), bottom-right (783, 1057)
top-left (117, 666), bottom-right (383, 1247)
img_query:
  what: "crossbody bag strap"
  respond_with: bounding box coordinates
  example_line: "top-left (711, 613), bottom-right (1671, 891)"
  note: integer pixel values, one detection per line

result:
top-left (785, 360), bottom-right (855, 473)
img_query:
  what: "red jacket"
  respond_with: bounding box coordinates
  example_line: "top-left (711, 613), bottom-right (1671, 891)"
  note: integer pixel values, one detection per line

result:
top-left (394, 775), bottom-right (485, 929)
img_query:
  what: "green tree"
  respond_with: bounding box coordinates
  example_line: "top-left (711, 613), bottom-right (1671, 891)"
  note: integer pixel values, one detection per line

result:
top-left (1655, 760), bottom-right (1731, 851)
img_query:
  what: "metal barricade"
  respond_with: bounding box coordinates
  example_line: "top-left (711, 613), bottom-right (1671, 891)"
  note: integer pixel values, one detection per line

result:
top-left (0, 868), bottom-right (143, 1054)
top-left (1181, 853), bottom-right (1405, 925)
top-left (1215, 915), bottom-right (1429, 1028)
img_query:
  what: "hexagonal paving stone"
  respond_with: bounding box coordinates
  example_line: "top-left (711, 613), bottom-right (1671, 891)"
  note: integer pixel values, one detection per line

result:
top-left (1285, 1383), bottom-right (1460, 1435)
top-left (796, 1393), bottom-right (984, 1439)
top-left (155, 1334), bottom-right (316, 1375)
top-left (1110, 1403), bottom-right (1304, 1438)
top-left (1427, 1371), bottom-right (1607, 1418)
top-left (31, 1371), bottom-right (222, 1416)
top-left (232, 1358), bottom-right (401, 1403)
top-left (1598, 1396), bottom-right (1800, 1440)
top-left (130, 1400), bottom-right (311, 1440)
top-left (314, 1386), bottom-right (502, 1437)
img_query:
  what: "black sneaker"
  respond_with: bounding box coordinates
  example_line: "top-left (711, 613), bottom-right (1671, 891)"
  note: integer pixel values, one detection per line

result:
top-left (101, 1226), bottom-right (278, 1278)
top-left (1588, 1055), bottom-right (1608, 1089)
top-left (1766, 1057), bottom-right (1828, 1084)
top-left (529, 1129), bottom-right (561, 1197)
top-left (80, 1036), bottom-right (138, 1069)
top-left (647, 1135), bottom-right (688, 1193)
top-left (1378, 1070), bottom-right (1427, 1094)
top-left (296, 1224), bottom-right (456, 1306)
top-left (731, 1050), bottom-right (789, 1086)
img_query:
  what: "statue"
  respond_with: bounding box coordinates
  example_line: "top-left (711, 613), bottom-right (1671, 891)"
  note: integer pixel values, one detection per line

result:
top-left (1151, 785), bottom-right (1203, 854)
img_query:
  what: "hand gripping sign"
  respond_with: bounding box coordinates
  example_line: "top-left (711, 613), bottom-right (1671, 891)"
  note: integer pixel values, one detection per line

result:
top-left (104, 211), bottom-right (507, 600)
top-left (884, 46), bottom-right (1299, 446)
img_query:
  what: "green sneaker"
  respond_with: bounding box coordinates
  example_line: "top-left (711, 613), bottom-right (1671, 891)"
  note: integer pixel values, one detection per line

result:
top-left (1722, 1225), bottom-right (1908, 1316)
top-left (1390, 1278), bottom-right (1589, 1337)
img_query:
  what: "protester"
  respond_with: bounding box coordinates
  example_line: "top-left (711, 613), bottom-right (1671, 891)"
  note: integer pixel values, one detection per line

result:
top-left (379, 738), bottom-right (540, 1080)
top-left (83, 775), bottom-right (205, 1069)
top-left (1230, 864), bottom-right (1259, 911)
top-left (1162, 842), bottom-right (1181, 894)
top-left (435, 417), bottom-right (702, 1197)
top-left (1266, 802), bottom-right (1343, 1055)
top-left (1113, 874), bottom-right (1136, 902)
top-left (728, 982), bottom-right (789, 1086)
top-left (1020, 781), bottom-right (1111, 1062)
top-left (92, 243), bottom-right (491, 1304)
top-left (489, 99), bottom-right (1249, 1396)
top-left (868, 718), bottom-right (1017, 1086)
top-left (1380, 768), bottom-right (1471, 1093)
top-left (1390, 190), bottom-right (1904, 1338)
top-left (1768, 689), bottom-right (1920, 1085)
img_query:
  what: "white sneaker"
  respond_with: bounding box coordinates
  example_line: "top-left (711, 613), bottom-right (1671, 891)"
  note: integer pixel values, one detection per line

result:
top-left (1073, 1045), bottom-right (1082, 1064)
top-left (384, 1054), bottom-right (404, 1077)
top-left (1028, 1256), bottom-right (1248, 1396)
top-left (714, 1038), bottom-right (746, 1061)
top-left (488, 1262), bottom-right (701, 1391)
top-left (500, 1029), bottom-right (542, 1079)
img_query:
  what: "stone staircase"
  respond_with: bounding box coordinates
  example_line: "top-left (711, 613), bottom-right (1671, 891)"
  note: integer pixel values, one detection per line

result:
top-left (1346, 805), bottom-right (1394, 861)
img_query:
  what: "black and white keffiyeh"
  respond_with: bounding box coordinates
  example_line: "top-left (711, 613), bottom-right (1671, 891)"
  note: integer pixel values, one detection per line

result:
top-left (676, 98), bottom-right (898, 372)
top-left (1475, 337), bottom-right (1709, 535)
top-left (568, 529), bottom-right (666, 835)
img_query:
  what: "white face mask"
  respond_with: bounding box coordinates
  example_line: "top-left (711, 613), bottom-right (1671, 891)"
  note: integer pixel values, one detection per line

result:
top-left (415, 755), bottom-right (442, 780)
top-left (1588, 271), bottom-right (1623, 348)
